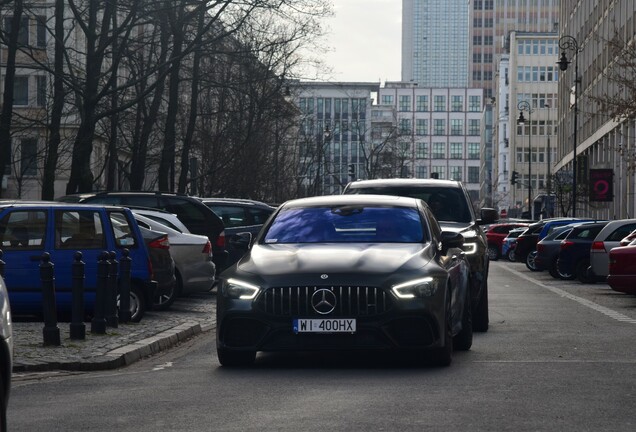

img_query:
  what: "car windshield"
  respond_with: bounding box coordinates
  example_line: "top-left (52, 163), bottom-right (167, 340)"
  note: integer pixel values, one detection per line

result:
top-left (263, 206), bottom-right (426, 244)
top-left (345, 186), bottom-right (471, 223)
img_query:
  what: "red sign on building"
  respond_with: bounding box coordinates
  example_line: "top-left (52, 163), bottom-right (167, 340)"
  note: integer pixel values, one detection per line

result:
top-left (589, 169), bottom-right (614, 202)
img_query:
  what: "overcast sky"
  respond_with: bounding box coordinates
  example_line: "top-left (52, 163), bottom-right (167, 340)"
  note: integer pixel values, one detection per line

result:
top-left (321, 0), bottom-right (402, 83)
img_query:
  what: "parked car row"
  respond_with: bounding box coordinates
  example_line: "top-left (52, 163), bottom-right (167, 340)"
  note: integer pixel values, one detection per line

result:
top-left (0, 193), bottom-right (275, 322)
top-left (497, 215), bottom-right (636, 296)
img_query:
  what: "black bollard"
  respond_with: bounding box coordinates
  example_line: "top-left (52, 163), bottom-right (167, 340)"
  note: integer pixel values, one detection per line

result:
top-left (0, 249), bottom-right (5, 278)
top-left (70, 251), bottom-right (86, 340)
top-left (91, 252), bottom-right (109, 334)
top-left (40, 252), bottom-right (61, 346)
top-left (105, 251), bottom-right (119, 328)
top-left (118, 248), bottom-right (132, 323)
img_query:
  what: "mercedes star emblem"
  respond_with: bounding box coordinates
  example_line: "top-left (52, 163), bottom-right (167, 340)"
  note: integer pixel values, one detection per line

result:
top-left (311, 289), bottom-right (337, 315)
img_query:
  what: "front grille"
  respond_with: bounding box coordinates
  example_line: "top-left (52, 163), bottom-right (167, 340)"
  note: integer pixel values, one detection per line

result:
top-left (256, 286), bottom-right (393, 317)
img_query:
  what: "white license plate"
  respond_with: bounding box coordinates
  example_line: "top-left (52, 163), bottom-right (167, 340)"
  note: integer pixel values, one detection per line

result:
top-left (293, 318), bottom-right (356, 334)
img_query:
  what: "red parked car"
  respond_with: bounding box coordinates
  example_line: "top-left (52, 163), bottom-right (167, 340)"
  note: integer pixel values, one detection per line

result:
top-left (485, 223), bottom-right (529, 260)
top-left (607, 244), bottom-right (636, 294)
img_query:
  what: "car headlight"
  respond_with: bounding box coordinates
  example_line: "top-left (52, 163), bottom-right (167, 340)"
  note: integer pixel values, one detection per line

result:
top-left (392, 277), bottom-right (438, 298)
top-left (462, 229), bottom-right (478, 238)
top-left (462, 242), bottom-right (478, 254)
top-left (224, 278), bottom-right (260, 299)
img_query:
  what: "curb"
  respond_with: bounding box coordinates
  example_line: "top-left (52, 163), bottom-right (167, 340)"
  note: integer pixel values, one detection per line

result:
top-left (13, 321), bottom-right (210, 373)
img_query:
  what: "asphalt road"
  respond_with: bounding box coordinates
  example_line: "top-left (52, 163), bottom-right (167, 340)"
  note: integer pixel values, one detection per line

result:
top-left (8, 261), bottom-right (636, 431)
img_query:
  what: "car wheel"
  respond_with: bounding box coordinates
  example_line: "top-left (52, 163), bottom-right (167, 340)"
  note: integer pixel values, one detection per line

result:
top-left (129, 284), bottom-right (146, 323)
top-left (549, 258), bottom-right (561, 279)
top-left (507, 248), bottom-right (516, 262)
top-left (473, 278), bottom-right (489, 332)
top-left (453, 291), bottom-right (473, 351)
top-left (217, 348), bottom-right (256, 367)
top-left (525, 251), bottom-right (538, 271)
top-left (429, 290), bottom-right (453, 366)
top-left (153, 282), bottom-right (177, 311)
top-left (487, 244), bottom-right (499, 261)
top-left (575, 260), bottom-right (593, 284)
top-left (557, 260), bottom-right (574, 280)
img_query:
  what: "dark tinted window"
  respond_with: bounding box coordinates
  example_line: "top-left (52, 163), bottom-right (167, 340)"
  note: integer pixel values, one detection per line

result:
top-left (572, 225), bottom-right (605, 240)
top-left (210, 205), bottom-right (246, 228)
top-left (606, 223), bottom-right (636, 241)
top-left (346, 186), bottom-right (471, 223)
top-left (55, 210), bottom-right (105, 249)
top-left (249, 207), bottom-right (274, 225)
top-left (0, 210), bottom-right (47, 250)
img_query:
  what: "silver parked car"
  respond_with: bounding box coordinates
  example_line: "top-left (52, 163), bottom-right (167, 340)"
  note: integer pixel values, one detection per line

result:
top-left (133, 210), bottom-right (216, 296)
top-left (133, 213), bottom-right (216, 299)
top-left (1, 275), bottom-right (13, 430)
top-left (589, 219), bottom-right (636, 281)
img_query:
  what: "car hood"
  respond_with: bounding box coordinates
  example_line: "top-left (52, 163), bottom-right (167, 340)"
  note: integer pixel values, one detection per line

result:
top-left (235, 243), bottom-right (433, 277)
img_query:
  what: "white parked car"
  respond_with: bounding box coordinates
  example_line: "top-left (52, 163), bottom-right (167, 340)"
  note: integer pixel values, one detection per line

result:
top-left (1, 274), bottom-right (13, 430)
top-left (589, 219), bottom-right (636, 281)
top-left (132, 212), bottom-right (216, 300)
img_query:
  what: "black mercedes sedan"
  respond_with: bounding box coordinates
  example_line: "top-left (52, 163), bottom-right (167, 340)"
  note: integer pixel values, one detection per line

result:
top-left (216, 194), bottom-right (472, 367)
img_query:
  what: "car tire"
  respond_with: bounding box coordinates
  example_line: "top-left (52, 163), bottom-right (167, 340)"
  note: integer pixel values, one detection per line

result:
top-left (549, 258), bottom-right (561, 279)
top-left (487, 244), bottom-right (499, 261)
top-left (473, 278), bottom-right (489, 332)
top-left (507, 248), bottom-right (516, 262)
top-left (575, 260), bottom-right (592, 284)
top-left (217, 348), bottom-right (256, 367)
top-left (557, 260), bottom-right (574, 280)
top-left (153, 282), bottom-right (177, 311)
top-left (429, 290), bottom-right (453, 366)
top-left (130, 284), bottom-right (146, 323)
top-left (453, 291), bottom-right (473, 351)
top-left (525, 251), bottom-right (538, 271)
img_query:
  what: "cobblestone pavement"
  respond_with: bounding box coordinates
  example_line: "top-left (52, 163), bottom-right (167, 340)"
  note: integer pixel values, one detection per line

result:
top-left (11, 291), bottom-right (216, 372)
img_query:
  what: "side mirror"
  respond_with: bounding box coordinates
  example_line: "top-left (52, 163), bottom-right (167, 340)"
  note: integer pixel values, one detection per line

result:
top-left (440, 231), bottom-right (465, 252)
top-left (228, 232), bottom-right (253, 250)
top-left (478, 208), bottom-right (499, 225)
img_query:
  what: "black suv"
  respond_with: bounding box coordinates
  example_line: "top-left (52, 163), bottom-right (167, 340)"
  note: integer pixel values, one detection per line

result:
top-left (58, 192), bottom-right (229, 271)
top-left (343, 179), bottom-right (498, 332)
top-left (200, 198), bottom-right (275, 269)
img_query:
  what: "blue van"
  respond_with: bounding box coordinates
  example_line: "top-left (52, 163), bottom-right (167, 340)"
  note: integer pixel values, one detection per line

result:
top-left (0, 202), bottom-right (155, 321)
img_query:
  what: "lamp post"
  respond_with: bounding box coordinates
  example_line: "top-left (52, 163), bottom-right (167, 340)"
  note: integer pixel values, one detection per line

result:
top-left (315, 125), bottom-right (331, 196)
top-left (517, 100), bottom-right (534, 219)
top-left (558, 35), bottom-right (582, 217)
top-left (544, 103), bottom-right (552, 217)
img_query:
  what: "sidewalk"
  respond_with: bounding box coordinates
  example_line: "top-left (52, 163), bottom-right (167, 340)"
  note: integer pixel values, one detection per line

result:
top-left (12, 291), bottom-right (216, 372)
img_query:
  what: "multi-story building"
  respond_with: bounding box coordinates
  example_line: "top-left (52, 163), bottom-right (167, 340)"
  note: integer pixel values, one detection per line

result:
top-left (556, 0), bottom-right (636, 219)
top-left (402, 0), bottom-right (469, 87)
top-left (493, 31), bottom-right (558, 218)
top-left (377, 82), bottom-right (484, 204)
top-left (469, 0), bottom-right (560, 100)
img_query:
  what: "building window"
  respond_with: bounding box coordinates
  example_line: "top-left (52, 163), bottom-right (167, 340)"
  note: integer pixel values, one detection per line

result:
top-left (451, 96), bottom-right (463, 112)
top-left (484, 53), bottom-right (493, 63)
top-left (473, 53), bottom-right (482, 63)
top-left (472, 70), bottom-right (482, 81)
top-left (433, 119), bottom-right (446, 135)
top-left (450, 119), bottom-right (463, 135)
top-left (399, 118), bottom-right (411, 134)
top-left (434, 96), bottom-right (446, 111)
top-left (468, 119), bottom-right (480, 136)
top-left (3, 16), bottom-right (29, 45)
top-left (484, 18), bottom-right (493, 28)
top-left (432, 142), bottom-right (446, 159)
top-left (13, 76), bottom-right (29, 106)
top-left (450, 166), bottom-right (462, 181)
top-left (36, 76), bottom-right (47, 107)
top-left (450, 142), bottom-right (463, 159)
top-left (484, 35), bottom-right (493, 45)
top-left (381, 95), bottom-right (393, 105)
top-left (473, 17), bottom-right (481, 27)
top-left (467, 143), bottom-right (480, 159)
top-left (399, 95), bottom-right (411, 112)
top-left (416, 95), bottom-right (428, 111)
top-left (416, 142), bottom-right (428, 159)
top-left (483, 71), bottom-right (493, 80)
top-left (432, 166), bottom-right (446, 179)
top-left (473, 36), bottom-right (482, 45)
top-left (469, 96), bottom-right (481, 112)
top-left (20, 138), bottom-right (38, 176)
top-left (416, 119), bottom-right (428, 136)
top-left (468, 166), bottom-right (480, 183)
top-left (416, 165), bottom-right (428, 178)
top-left (36, 16), bottom-right (46, 47)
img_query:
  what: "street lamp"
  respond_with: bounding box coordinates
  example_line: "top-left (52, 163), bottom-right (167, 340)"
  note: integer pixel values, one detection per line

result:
top-left (558, 35), bottom-right (582, 217)
top-left (544, 103), bottom-right (552, 216)
top-left (517, 100), bottom-right (534, 219)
